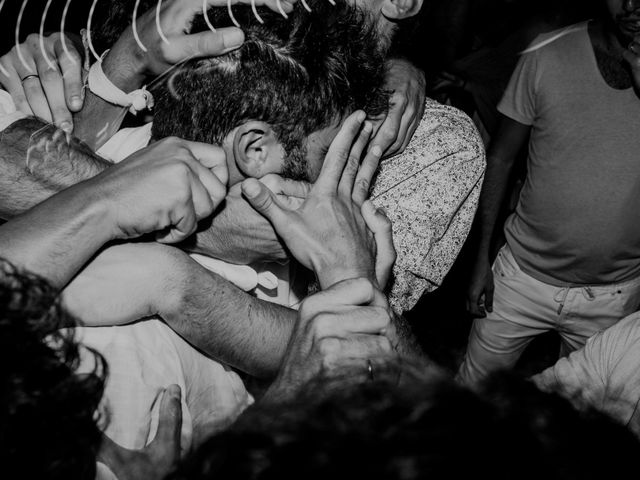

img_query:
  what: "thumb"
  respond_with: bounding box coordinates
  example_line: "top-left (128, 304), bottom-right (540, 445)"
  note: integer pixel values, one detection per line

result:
top-left (361, 201), bottom-right (396, 288)
top-left (151, 385), bottom-right (182, 461)
top-left (242, 178), bottom-right (289, 225)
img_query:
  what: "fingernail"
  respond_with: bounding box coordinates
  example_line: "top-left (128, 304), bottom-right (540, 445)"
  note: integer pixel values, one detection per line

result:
top-left (60, 121), bottom-right (73, 133)
top-left (242, 179), bottom-right (261, 197)
top-left (371, 145), bottom-right (382, 157)
top-left (70, 95), bottom-right (82, 109)
top-left (357, 111), bottom-right (366, 122)
top-left (363, 121), bottom-right (373, 133)
top-left (224, 28), bottom-right (245, 48)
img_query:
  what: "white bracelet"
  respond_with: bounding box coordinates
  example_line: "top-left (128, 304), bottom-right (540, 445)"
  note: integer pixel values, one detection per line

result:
top-left (86, 50), bottom-right (154, 115)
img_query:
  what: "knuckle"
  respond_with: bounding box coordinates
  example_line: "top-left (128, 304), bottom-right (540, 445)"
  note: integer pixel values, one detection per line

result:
top-left (26, 33), bottom-right (40, 46)
top-left (40, 67), bottom-right (60, 82)
top-left (310, 313), bottom-right (333, 338)
top-left (377, 336), bottom-right (392, 353)
top-left (318, 337), bottom-right (340, 357)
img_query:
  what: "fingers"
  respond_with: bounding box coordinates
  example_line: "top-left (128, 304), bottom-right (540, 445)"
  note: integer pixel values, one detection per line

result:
top-left (388, 104), bottom-right (414, 155)
top-left (315, 110), bottom-right (366, 194)
top-left (485, 282), bottom-right (494, 313)
top-left (337, 121), bottom-right (373, 198)
top-left (361, 201), bottom-right (395, 289)
top-left (13, 46), bottom-right (53, 123)
top-left (310, 306), bottom-right (391, 337)
top-left (181, 141), bottom-right (229, 206)
top-left (53, 36), bottom-right (84, 112)
top-left (156, 197), bottom-right (198, 244)
top-left (317, 335), bottom-right (393, 373)
top-left (33, 47), bottom-right (73, 132)
top-left (370, 93), bottom-right (403, 156)
top-left (241, 177), bottom-right (289, 226)
top-left (160, 27), bottom-right (245, 63)
top-left (260, 174), bottom-right (311, 198)
top-left (300, 278), bottom-right (377, 319)
top-left (153, 385), bottom-right (182, 461)
top-left (352, 145), bottom-right (382, 206)
top-left (0, 61), bottom-right (34, 116)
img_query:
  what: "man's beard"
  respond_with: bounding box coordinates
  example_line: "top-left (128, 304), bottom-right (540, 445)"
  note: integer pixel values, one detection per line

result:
top-left (281, 145), bottom-right (310, 182)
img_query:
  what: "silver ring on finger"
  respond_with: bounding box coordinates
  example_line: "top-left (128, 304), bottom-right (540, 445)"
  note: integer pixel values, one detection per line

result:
top-left (20, 74), bottom-right (39, 83)
top-left (367, 359), bottom-right (374, 382)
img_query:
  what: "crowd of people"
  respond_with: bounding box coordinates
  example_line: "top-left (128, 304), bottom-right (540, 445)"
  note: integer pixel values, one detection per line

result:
top-left (2, 0), bottom-right (640, 478)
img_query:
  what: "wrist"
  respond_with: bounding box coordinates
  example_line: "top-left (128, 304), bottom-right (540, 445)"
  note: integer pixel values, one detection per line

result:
top-left (316, 265), bottom-right (377, 291)
top-left (103, 39), bottom-right (147, 92)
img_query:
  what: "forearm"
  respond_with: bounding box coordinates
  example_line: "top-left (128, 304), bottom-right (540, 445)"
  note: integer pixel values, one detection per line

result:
top-left (164, 272), bottom-right (296, 378)
top-left (0, 182), bottom-right (112, 287)
top-left (474, 153), bottom-right (517, 257)
top-left (0, 118), bottom-right (111, 218)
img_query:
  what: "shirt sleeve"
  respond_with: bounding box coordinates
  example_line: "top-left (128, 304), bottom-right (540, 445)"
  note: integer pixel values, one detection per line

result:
top-left (0, 89), bottom-right (27, 131)
top-left (371, 101), bottom-right (486, 314)
top-left (497, 49), bottom-right (540, 126)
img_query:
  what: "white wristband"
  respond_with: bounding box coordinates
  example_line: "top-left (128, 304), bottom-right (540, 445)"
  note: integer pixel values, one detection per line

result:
top-left (87, 50), bottom-right (154, 115)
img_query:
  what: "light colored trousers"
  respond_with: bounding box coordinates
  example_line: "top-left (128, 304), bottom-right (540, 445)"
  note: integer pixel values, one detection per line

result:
top-left (457, 245), bottom-right (640, 387)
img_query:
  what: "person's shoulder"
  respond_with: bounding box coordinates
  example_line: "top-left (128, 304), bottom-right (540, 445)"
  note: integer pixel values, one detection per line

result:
top-left (409, 98), bottom-right (485, 165)
top-left (521, 22), bottom-right (589, 57)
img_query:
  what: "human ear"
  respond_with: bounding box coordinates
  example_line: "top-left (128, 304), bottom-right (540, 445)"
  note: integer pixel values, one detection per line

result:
top-left (232, 121), bottom-right (285, 178)
top-left (381, 0), bottom-right (423, 20)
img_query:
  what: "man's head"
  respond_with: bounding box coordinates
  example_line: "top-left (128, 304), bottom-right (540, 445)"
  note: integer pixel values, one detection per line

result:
top-left (170, 361), bottom-right (639, 480)
top-left (603, 0), bottom-right (640, 41)
top-left (150, 0), bottom-right (389, 184)
top-left (0, 259), bottom-right (106, 480)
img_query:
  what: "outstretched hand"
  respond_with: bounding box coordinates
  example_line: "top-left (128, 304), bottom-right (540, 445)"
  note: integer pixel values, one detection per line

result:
top-left (241, 111), bottom-right (383, 289)
top-left (98, 385), bottom-right (182, 480)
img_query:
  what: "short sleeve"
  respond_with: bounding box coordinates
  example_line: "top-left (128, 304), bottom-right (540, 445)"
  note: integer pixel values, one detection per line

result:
top-left (0, 89), bottom-right (27, 132)
top-left (497, 50), bottom-right (539, 126)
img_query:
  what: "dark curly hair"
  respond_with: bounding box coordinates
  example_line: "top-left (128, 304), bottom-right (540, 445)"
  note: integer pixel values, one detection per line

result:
top-left (150, 0), bottom-right (389, 181)
top-left (171, 360), bottom-right (640, 480)
top-left (0, 258), bottom-right (107, 480)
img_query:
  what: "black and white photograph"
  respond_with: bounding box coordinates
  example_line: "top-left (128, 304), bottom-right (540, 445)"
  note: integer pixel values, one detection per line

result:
top-left (2, 0), bottom-right (639, 478)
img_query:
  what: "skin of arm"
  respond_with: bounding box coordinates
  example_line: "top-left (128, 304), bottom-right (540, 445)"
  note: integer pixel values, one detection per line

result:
top-left (161, 253), bottom-right (296, 377)
top-left (475, 116), bottom-right (531, 258)
top-left (466, 115), bottom-right (531, 316)
top-left (0, 118), bottom-right (111, 219)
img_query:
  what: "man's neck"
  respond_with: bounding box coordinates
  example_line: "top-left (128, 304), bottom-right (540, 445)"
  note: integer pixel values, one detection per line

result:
top-left (589, 20), bottom-right (633, 89)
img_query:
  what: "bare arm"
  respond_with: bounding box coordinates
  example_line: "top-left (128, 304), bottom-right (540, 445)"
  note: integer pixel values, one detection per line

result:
top-left (465, 115), bottom-right (531, 316)
top-left (0, 136), bottom-right (227, 287)
top-left (163, 259), bottom-right (296, 377)
top-left (0, 119), bottom-right (111, 219)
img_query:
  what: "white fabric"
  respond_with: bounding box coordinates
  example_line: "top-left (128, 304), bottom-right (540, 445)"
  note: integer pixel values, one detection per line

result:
top-left (87, 52), bottom-right (154, 115)
top-left (533, 311), bottom-right (640, 438)
top-left (75, 320), bottom-right (252, 452)
top-left (0, 90), bottom-right (27, 131)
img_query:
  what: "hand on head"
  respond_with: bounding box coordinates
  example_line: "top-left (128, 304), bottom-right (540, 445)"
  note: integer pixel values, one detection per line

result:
top-left (84, 137), bottom-right (228, 244)
top-left (0, 0), bottom-right (300, 132)
top-left (242, 110), bottom-right (395, 290)
top-left (264, 277), bottom-right (395, 402)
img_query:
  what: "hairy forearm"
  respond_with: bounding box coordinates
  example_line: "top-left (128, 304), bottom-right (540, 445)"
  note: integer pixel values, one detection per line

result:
top-left (0, 118), bottom-right (111, 218)
top-left (164, 271), bottom-right (296, 378)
